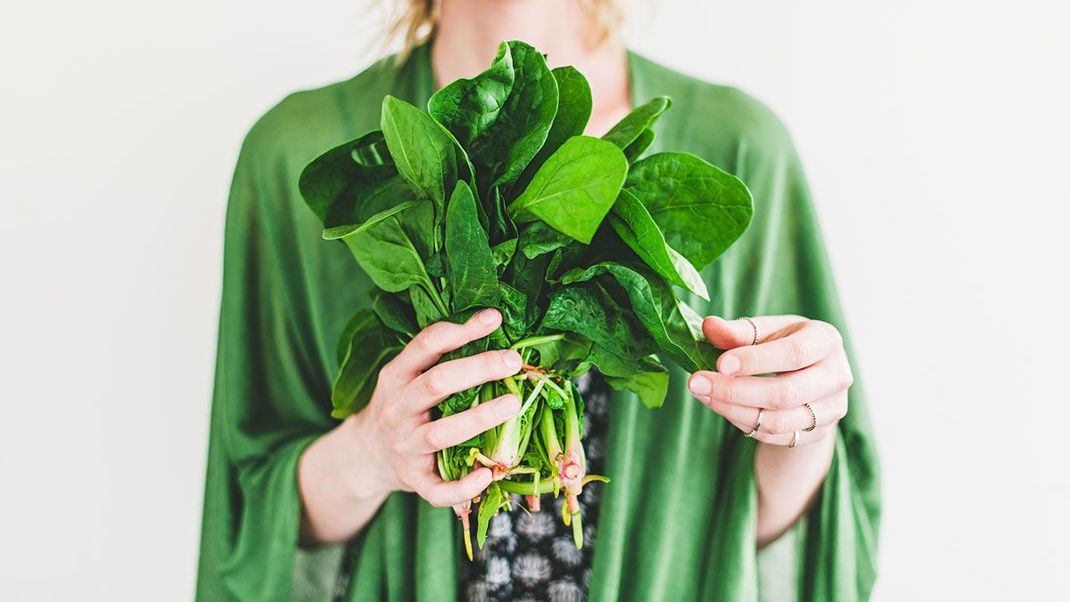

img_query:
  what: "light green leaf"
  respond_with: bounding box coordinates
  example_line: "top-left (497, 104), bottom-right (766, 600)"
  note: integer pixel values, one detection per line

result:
top-left (625, 151), bottom-right (753, 269)
top-left (508, 136), bottom-right (627, 244)
top-left (609, 189), bottom-right (709, 300)
top-left (445, 181), bottom-right (500, 311)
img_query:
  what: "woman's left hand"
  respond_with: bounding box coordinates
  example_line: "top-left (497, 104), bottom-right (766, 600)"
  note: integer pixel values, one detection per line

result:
top-left (687, 315), bottom-right (853, 446)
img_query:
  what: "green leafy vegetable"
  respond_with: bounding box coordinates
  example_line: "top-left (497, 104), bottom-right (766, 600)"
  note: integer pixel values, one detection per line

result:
top-left (297, 40), bottom-right (754, 559)
top-left (508, 136), bottom-right (628, 244)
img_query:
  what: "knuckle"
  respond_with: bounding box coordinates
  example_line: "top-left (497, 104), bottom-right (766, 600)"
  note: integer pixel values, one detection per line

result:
top-left (421, 368), bottom-right (447, 398)
top-left (422, 425), bottom-right (443, 451)
top-left (789, 339), bottom-right (812, 367)
top-left (763, 411), bottom-right (787, 434)
top-left (774, 382), bottom-right (800, 409)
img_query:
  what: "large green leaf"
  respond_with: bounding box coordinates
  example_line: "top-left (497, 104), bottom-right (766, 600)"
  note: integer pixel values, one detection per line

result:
top-left (602, 96), bottom-right (671, 150)
top-left (324, 202), bottom-right (438, 301)
top-left (445, 181), bottom-right (499, 311)
top-left (431, 41), bottom-right (559, 189)
top-left (508, 136), bottom-right (627, 244)
top-left (297, 131), bottom-right (395, 226)
top-left (332, 309), bottom-right (401, 418)
top-left (381, 95), bottom-right (463, 236)
top-left (513, 66), bottom-right (593, 192)
top-left (609, 189), bottom-right (709, 300)
top-left (561, 262), bottom-right (717, 372)
top-left (625, 151), bottom-right (753, 269)
top-left (541, 281), bottom-right (654, 366)
top-left (428, 43), bottom-right (515, 149)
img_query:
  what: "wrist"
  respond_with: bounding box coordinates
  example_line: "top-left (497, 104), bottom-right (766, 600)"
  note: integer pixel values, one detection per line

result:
top-left (340, 413), bottom-right (394, 501)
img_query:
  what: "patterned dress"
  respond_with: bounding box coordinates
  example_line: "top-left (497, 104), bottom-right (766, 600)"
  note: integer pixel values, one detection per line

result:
top-left (458, 373), bottom-right (610, 602)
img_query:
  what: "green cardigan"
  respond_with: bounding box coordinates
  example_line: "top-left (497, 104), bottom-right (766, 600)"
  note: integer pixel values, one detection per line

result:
top-left (196, 43), bottom-right (881, 601)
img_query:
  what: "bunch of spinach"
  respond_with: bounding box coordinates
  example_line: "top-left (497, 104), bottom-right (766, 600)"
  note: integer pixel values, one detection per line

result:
top-left (298, 40), bottom-right (754, 559)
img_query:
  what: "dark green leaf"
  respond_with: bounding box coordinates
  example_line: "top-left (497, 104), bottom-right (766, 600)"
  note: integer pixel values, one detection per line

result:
top-left (626, 151), bottom-right (753, 269)
top-left (602, 96), bottom-right (671, 149)
top-left (490, 238), bottom-right (517, 275)
top-left (429, 41), bottom-right (558, 189)
top-left (298, 131), bottom-right (395, 225)
top-left (496, 282), bottom-right (528, 342)
top-left (610, 189), bottom-right (709, 300)
top-left (508, 136), bottom-right (627, 244)
top-left (445, 181), bottom-right (500, 311)
top-left (381, 95), bottom-right (467, 237)
top-left (541, 282), bottom-right (654, 364)
top-left (332, 309), bottom-right (400, 418)
top-left (513, 66), bottom-right (593, 192)
top-left (372, 290), bottom-right (418, 338)
top-left (623, 128), bottom-right (655, 163)
top-left (325, 202), bottom-right (438, 299)
top-left (428, 43), bottom-right (515, 148)
top-left (603, 356), bottom-right (670, 409)
top-left (518, 220), bottom-right (574, 260)
top-left (561, 262), bottom-right (717, 371)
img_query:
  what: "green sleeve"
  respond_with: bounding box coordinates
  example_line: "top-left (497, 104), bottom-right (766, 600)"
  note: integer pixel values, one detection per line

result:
top-left (706, 96), bottom-right (882, 601)
top-left (195, 103), bottom-right (358, 601)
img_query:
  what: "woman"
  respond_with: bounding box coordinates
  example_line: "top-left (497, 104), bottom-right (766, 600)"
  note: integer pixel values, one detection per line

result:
top-left (196, 1), bottom-right (880, 600)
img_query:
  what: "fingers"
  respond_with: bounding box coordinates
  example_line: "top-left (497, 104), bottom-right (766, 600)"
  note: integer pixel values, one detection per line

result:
top-left (689, 358), bottom-right (851, 409)
top-left (384, 309), bottom-right (504, 381)
top-left (699, 392), bottom-right (848, 436)
top-left (404, 349), bottom-right (523, 412)
top-left (411, 395), bottom-right (520, 453)
top-left (716, 320), bottom-right (844, 376)
top-left (411, 466), bottom-right (495, 508)
top-left (747, 424), bottom-right (837, 447)
top-left (701, 315), bottom-right (806, 350)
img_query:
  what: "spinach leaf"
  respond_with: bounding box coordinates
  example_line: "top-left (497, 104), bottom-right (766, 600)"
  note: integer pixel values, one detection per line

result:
top-left (508, 136), bottom-right (628, 244)
top-left (298, 131), bottom-right (395, 226)
top-left (609, 188), bottom-right (709, 300)
top-left (602, 96), bottom-right (671, 150)
top-left (324, 202), bottom-right (440, 306)
top-left (603, 356), bottom-right (669, 409)
top-left (513, 66), bottom-right (593, 193)
top-left (623, 128), bottom-right (655, 163)
top-left (518, 220), bottom-right (574, 260)
top-left (428, 43), bottom-right (515, 149)
top-left (625, 151), bottom-right (753, 269)
top-left (372, 290), bottom-right (418, 338)
top-left (445, 181), bottom-right (500, 311)
top-left (332, 309), bottom-right (401, 418)
top-left (541, 281), bottom-right (654, 364)
top-left (381, 95), bottom-right (466, 240)
top-left (561, 262), bottom-right (717, 372)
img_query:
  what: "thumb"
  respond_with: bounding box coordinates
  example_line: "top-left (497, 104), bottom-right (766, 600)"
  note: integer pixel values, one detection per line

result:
top-left (701, 315), bottom-right (807, 350)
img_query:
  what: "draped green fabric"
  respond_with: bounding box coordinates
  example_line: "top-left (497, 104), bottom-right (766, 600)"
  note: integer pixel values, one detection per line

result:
top-left (196, 43), bottom-right (880, 601)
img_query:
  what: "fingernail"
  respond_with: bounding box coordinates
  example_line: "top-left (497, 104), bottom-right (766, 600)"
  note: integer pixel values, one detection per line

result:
top-left (689, 375), bottom-right (711, 396)
top-left (502, 350), bottom-right (522, 371)
top-left (476, 308), bottom-right (500, 325)
top-left (497, 395), bottom-right (521, 418)
top-left (720, 355), bottom-right (740, 376)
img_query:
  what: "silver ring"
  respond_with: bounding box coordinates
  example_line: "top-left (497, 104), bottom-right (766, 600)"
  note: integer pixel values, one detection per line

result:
top-left (789, 430), bottom-right (801, 448)
top-left (745, 408), bottom-right (765, 438)
top-left (803, 402), bottom-right (817, 432)
top-left (741, 316), bottom-right (759, 346)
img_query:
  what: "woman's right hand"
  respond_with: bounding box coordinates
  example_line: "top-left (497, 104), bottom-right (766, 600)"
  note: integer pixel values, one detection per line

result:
top-left (298, 308), bottom-right (522, 545)
top-left (353, 307), bottom-right (523, 506)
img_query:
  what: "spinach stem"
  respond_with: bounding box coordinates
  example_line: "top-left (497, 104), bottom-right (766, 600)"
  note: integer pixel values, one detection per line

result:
top-left (509, 333), bottom-right (565, 350)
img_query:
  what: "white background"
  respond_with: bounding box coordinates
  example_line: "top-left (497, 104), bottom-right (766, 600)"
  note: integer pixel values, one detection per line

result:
top-left (2, 0), bottom-right (1068, 599)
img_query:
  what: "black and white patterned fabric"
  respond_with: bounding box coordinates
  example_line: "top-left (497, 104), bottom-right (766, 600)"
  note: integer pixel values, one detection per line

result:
top-left (459, 373), bottom-right (610, 602)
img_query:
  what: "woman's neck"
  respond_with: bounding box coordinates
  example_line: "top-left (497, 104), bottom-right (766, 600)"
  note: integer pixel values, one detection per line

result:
top-left (431, 0), bottom-right (631, 136)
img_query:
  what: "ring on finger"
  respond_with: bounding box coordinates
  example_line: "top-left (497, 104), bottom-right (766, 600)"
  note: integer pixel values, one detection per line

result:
top-left (789, 430), bottom-right (801, 448)
top-left (803, 402), bottom-right (817, 433)
top-left (741, 316), bottom-right (759, 346)
top-left (745, 408), bottom-right (765, 438)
